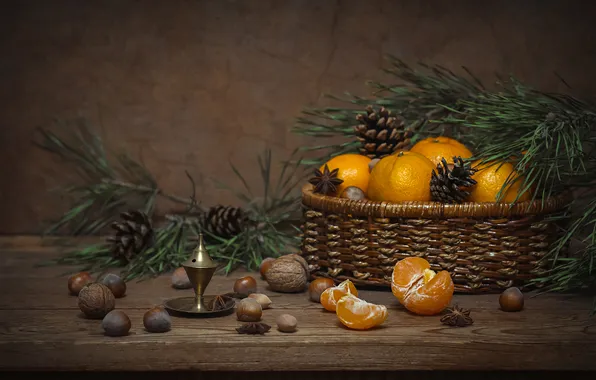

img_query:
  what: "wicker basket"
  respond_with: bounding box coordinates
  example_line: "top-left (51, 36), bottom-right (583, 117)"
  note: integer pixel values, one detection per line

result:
top-left (299, 183), bottom-right (571, 294)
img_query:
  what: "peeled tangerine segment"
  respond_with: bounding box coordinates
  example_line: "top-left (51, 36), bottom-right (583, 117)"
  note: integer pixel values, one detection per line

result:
top-left (391, 257), bottom-right (454, 316)
top-left (336, 294), bottom-right (388, 330)
top-left (320, 279), bottom-right (358, 312)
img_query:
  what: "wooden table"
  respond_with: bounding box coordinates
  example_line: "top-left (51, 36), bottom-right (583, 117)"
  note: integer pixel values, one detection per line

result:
top-left (0, 236), bottom-right (595, 377)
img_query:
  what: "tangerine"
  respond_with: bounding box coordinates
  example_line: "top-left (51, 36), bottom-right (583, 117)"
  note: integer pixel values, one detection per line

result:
top-left (320, 279), bottom-right (358, 312)
top-left (409, 136), bottom-right (473, 167)
top-left (320, 154), bottom-right (372, 195)
top-left (469, 160), bottom-right (531, 203)
top-left (367, 151), bottom-right (436, 202)
top-left (336, 294), bottom-right (388, 330)
top-left (391, 257), bottom-right (454, 316)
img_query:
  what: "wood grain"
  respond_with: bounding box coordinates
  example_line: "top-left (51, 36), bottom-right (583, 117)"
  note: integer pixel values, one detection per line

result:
top-left (0, 237), bottom-right (595, 372)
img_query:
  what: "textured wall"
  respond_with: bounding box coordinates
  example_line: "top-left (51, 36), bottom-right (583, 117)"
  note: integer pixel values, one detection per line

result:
top-left (1, 0), bottom-right (596, 234)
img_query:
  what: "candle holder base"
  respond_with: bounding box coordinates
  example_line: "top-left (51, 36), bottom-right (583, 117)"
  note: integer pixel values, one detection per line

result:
top-left (163, 295), bottom-right (235, 318)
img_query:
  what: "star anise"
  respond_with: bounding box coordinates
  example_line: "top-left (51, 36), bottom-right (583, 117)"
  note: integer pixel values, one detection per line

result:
top-left (308, 164), bottom-right (344, 195)
top-left (208, 294), bottom-right (234, 311)
top-left (440, 304), bottom-right (473, 327)
top-left (236, 322), bottom-right (271, 335)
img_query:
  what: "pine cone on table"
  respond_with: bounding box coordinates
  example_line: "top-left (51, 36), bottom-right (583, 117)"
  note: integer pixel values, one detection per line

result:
top-left (106, 210), bottom-right (154, 262)
top-left (199, 205), bottom-right (249, 239)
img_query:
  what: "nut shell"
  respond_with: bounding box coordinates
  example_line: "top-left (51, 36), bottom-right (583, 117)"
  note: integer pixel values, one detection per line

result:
top-left (143, 306), bottom-right (172, 333)
top-left (308, 278), bottom-right (335, 302)
top-left (265, 257), bottom-right (308, 293)
top-left (276, 313), bottom-right (298, 333)
top-left (101, 273), bottom-right (127, 298)
top-left (78, 283), bottom-right (116, 319)
top-left (259, 257), bottom-right (276, 279)
top-left (340, 186), bottom-right (366, 201)
top-left (369, 158), bottom-right (380, 172)
top-left (278, 254), bottom-right (309, 275)
top-left (171, 267), bottom-right (192, 289)
top-left (102, 310), bottom-right (131, 337)
top-left (68, 272), bottom-right (93, 296)
top-left (499, 287), bottom-right (524, 312)
top-left (233, 276), bottom-right (257, 296)
top-left (236, 298), bottom-right (262, 322)
top-left (248, 293), bottom-right (272, 309)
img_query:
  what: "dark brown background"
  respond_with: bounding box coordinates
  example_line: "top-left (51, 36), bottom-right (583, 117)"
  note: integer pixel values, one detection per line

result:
top-left (1, 0), bottom-right (596, 234)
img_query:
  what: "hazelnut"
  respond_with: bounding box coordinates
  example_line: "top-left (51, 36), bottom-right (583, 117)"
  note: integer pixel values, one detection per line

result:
top-left (369, 158), bottom-right (380, 172)
top-left (68, 272), bottom-right (93, 296)
top-left (143, 306), bottom-right (172, 333)
top-left (171, 267), bottom-right (192, 289)
top-left (102, 310), bottom-right (131, 337)
top-left (499, 287), bottom-right (524, 312)
top-left (259, 257), bottom-right (276, 279)
top-left (101, 273), bottom-right (127, 298)
top-left (78, 283), bottom-right (115, 319)
top-left (308, 278), bottom-right (335, 303)
top-left (248, 293), bottom-right (272, 309)
top-left (276, 314), bottom-right (298, 333)
top-left (236, 298), bottom-right (262, 322)
top-left (340, 186), bottom-right (366, 201)
top-left (233, 276), bottom-right (257, 296)
top-left (265, 257), bottom-right (308, 293)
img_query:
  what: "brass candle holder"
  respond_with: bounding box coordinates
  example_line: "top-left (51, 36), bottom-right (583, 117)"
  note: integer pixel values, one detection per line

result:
top-left (163, 233), bottom-right (234, 317)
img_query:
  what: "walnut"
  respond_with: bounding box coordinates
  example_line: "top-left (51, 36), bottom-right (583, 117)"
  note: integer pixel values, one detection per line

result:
top-left (264, 255), bottom-right (309, 293)
top-left (78, 283), bottom-right (115, 319)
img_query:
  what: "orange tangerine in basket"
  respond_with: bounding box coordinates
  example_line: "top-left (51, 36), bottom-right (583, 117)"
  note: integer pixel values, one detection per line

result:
top-left (391, 257), bottom-right (454, 316)
top-left (336, 294), bottom-right (388, 330)
top-left (320, 279), bottom-right (358, 312)
top-left (409, 136), bottom-right (473, 167)
top-left (320, 154), bottom-right (372, 195)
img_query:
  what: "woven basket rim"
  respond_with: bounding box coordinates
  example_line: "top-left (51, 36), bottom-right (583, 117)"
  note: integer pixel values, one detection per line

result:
top-left (301, 183), bottom-right (571, 218)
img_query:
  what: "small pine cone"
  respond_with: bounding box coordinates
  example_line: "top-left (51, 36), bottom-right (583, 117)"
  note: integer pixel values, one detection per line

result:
top-left (106, 210), bottom-right (154, 262)
top-left (430, 156), bottom-right (478, 204)
top-left (200, 205), bottom-right (248, 239)
top-left (354, 105), bottom-right (413, 159)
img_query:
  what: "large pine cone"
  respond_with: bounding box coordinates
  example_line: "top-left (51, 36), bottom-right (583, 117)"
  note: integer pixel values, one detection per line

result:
top-left (106, 210), bottom-right (154, 262)
top-left (199, 205), bottom-right (248, 239)
top-left (354, 105), bottom-right (413, 159)
top-left (430, 156), bottom-right (478, 204)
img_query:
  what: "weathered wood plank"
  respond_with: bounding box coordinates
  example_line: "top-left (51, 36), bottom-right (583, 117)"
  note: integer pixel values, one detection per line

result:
top-left (0, 308), bottom-right (594, 371)
top-left (0, 237), bottom-right (594, 371)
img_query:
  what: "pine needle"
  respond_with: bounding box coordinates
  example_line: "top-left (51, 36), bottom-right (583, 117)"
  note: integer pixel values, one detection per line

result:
top-left (34, 118), bottom-right (195, 236)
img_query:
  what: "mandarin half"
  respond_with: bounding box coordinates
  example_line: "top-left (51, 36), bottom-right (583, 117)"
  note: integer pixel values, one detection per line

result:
top-left (391, 257), bottom-right (454, 316)
top-left (320, 279), bottom-right (358, 312)
top-left (336, 294), bottom-right (388, 330)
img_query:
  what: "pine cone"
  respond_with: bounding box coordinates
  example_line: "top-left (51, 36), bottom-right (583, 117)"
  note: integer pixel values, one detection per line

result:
top-left (354, 105), bottom-right (413, 159)
top-left (107, 210), bottom-right (154, 262)
top-left (430, 156), bottom-right (478, 204)
top-left (199, 205), bottom-right (248, 239)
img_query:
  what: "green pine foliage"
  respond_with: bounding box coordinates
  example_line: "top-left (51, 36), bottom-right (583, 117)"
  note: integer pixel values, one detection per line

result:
top-left (36, 119), bottom-right (307, 280)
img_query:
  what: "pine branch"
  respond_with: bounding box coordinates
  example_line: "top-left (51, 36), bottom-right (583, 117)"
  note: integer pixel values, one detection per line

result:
top-left (34, 118), bottom-right (199, 235)
top-left (42, 142), bottom-right (306, 280)
top-left (442, 77), bottom-right (596, 203)
top-left (290, 56), bottom-right (486, 167)
top-left (205, 148), bottom-right (308, 273)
